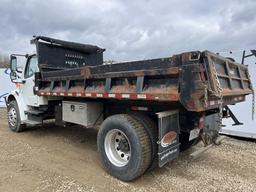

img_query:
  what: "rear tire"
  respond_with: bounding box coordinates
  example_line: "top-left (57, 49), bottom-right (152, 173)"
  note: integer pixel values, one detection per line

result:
top-left (129, 112), bottom-right (158, 170)
top-left (7, 100), bottom-right (25, 132)
top-left (97, 114), bottom-right (151, 181)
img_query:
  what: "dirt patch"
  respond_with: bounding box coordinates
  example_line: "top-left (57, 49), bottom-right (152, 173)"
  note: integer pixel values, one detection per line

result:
top-left (0, 108), bottom-right (256, 192)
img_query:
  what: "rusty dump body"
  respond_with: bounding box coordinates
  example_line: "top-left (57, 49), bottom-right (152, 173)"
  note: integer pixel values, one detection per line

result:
top-left (34, 37), bottom-right (253, 112)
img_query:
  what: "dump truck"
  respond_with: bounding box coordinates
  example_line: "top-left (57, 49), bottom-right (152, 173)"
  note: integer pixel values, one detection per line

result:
top-left (6, 36), bottom-right (253, 181)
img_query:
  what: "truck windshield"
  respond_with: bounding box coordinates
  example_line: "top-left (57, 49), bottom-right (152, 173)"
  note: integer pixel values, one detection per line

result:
top-left (25, 56), bottom-right (38, 78)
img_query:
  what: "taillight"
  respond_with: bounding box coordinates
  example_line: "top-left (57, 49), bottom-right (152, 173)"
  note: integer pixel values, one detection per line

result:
top-left (198, 117), bottom-right (205, 129)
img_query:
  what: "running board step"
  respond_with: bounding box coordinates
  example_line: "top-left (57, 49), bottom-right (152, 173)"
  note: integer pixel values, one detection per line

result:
top-left (24, 109), bottom-right (45, 115)
top-left (22, 120), bottom-right (42, 126)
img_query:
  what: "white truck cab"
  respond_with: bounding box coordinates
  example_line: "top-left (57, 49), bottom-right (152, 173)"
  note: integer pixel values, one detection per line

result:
top-left (6, 54), bottom-right (48, 131)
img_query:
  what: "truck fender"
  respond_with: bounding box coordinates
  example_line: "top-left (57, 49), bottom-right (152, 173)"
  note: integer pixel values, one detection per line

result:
top-left (6, 89), bottom-right (28, 122)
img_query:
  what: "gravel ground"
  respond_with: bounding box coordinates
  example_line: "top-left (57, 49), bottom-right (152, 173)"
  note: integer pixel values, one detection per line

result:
top-left (0, 107), bottom-right (256, 192)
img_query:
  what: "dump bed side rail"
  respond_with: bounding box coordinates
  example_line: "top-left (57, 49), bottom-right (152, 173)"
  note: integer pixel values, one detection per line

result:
top-left (36, 56), bottom-right (182, 103)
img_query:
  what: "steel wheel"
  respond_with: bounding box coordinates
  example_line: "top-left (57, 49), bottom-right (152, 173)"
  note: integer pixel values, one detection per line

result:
top-left (8, 107), bottom-right (17, 127)
top-left (7, 100), bottom-right (25, 132)
top-left (104, 129), bottom-right (131, 167)
top-left (98, 114), bottom-right (151, 181)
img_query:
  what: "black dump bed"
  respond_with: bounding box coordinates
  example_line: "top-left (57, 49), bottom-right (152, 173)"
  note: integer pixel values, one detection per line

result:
top-left (33, 36), bottom-right (253, 112)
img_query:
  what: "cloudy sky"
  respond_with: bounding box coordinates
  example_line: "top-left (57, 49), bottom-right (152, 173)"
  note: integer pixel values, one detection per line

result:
top-left (0, 0), bottom-right (256, 62)
top-left (0, 0), bottom-right (255, 134)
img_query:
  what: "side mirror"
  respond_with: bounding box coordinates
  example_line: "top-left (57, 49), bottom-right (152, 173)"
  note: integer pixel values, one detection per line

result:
top-left (10, 55), bottom-right (17, 72)
top-left (10, 56), bottom-right (18, 81)
top-left (10, 71), bottom-right (17, 81)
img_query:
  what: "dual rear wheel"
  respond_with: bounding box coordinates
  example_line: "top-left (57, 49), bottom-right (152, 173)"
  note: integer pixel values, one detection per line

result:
top-left (97, 114), bottom-right (157, 181)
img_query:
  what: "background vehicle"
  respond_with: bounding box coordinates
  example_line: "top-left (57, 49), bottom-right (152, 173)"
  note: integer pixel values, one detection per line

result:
top-left (5, 36), bottom-right (253, 181)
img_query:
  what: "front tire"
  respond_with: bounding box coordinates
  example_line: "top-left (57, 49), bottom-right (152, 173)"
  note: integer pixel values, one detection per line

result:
top-left (7, 100), bottom-right (25, 132)
top-left (97, 114), bottom-right (151, 181)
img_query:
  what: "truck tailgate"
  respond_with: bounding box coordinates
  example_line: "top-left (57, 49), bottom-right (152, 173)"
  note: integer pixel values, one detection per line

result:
top-left (206, 51), bottom-right (253, 103)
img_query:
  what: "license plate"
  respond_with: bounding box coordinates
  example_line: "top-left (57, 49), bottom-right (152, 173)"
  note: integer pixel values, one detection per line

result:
top-left (189, 128), bottom-right (200, 141)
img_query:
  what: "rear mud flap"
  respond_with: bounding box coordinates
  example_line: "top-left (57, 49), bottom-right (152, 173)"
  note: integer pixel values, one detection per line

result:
top-left (157, 110), bottom-right (180, 167)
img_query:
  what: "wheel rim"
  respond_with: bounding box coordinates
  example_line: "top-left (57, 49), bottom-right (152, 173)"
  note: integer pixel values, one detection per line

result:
top-left (104, 129), bottom-right (131, 167)
top-left (8, 107), bottom-right (17, 127)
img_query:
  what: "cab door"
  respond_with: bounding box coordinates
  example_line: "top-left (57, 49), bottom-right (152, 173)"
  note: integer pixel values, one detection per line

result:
top-left (21, 55), bottom-right (39, 106)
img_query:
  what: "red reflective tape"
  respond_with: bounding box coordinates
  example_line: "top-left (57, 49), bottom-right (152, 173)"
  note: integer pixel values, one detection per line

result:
top-left (91, 93), bottom-right (97, 97)
top-left (130, 93), bottom-right (137, 99)
top-left (115, 93), bottom-right (122, 99)
top-left (81, 92), bottom-right (85, 97)
top-left (146, 94), bottom-right (154, 100)
top-left (103, 93), bottom-right (108, 98)
top-left (42, 91), bottom-right (184, 102)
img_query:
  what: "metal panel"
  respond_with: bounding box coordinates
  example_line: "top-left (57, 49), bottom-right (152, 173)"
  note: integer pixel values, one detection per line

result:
top-left (62, 101), bottom-right (103, 126)
top-left (209, 52), bottom-right (252, 95)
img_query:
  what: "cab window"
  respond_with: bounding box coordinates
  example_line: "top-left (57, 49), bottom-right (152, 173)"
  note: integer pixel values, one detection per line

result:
top-left (24, 56), bottom-right (38, 78)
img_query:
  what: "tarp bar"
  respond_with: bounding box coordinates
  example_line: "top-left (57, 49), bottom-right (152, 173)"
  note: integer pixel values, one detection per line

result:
top-left (31, 36), bottom-right (105, 54)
